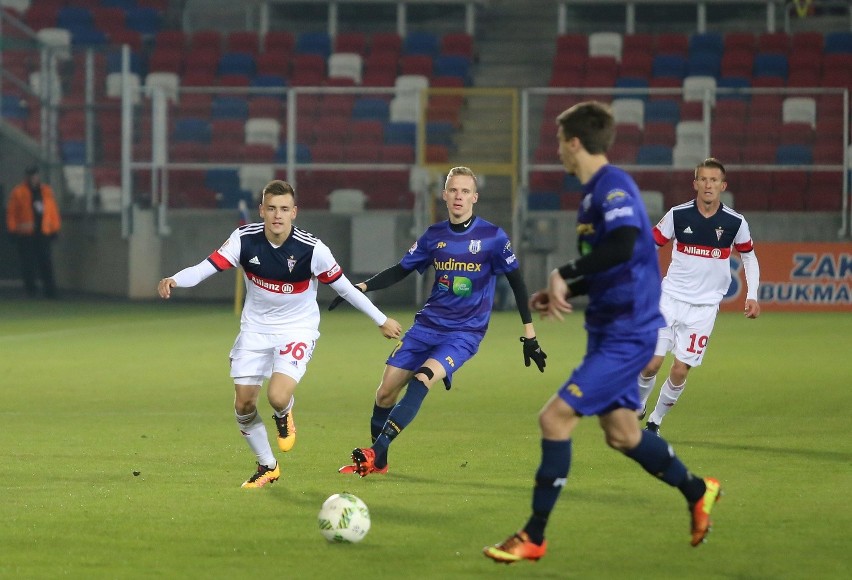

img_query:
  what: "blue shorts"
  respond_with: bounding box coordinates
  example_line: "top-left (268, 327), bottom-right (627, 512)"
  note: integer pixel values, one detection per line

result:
top-left (558, 331), bottom-right (656, 416)
top-left (386, 324), bottom-right (482, 389)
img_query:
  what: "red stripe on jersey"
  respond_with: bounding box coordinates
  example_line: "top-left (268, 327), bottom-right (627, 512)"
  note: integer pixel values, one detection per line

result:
top-left (317, 262), bottom-right (343, 284)
top-left (208, 251), bottom-right (234, 271)
top-left (734, 240), bottom-right (754, 253)
top-left (675, 242), bottom-right (732, 259)
top-left (652, 226), bottom-right (669, 247)
top-left (246, 272), bottom-right (310, 294)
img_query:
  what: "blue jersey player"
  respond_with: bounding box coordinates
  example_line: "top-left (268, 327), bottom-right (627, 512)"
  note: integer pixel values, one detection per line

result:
top-left (335, 166), bottom-right (547, 477)
top-left (484, 102), bottom-right (723, 564)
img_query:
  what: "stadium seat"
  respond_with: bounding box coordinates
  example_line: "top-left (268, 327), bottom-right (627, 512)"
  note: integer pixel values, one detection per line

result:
top-left (384, 121), bottom-right (416, 145)
top-left (723, 32), bottom-right (755, 52)
top-left (619, 53), bottom-right (653, 79)
top-left (36, 28), bottom-right (71, 60)
top-left (636, 144), bottom-right (673, 165)
top-left (556, 33), bottom-right (588, 55)
top-left (211, 96), bottom-right (249, 119)
top-left (371, 32), bottom-right (403, 56)
top-left (791, 31), bottom-right (823, 53)
top-left (753, 54), bottom-right (788, 80)
top-left (720, 49), bottom-right (754, 79)
top-left (228, 31), bottom-right (260, 55)
top-left (218, 53), bottom-right (256, 77)
top-left (589, 32), bottom-right (622, 61)
top-left (403, 31), bottom-right (439, 57)
top-left (770, 171), bottom-right (808, 210)
top-left (782, 97), bottom-right (816, 128)
top-left (641, 190), bottom-right (665, 217)
top-left (776, 144), bottom-right (812, 166)
top-left (652, 54), bottom-right (687, 79)
top-left (611, 98), bottom-right (644, 128)
top-left (124, 7), bottom-right (161, 36)
top-left (824, 31), bottom-right (852, 54)
top-left (297, 31), bottom-right (332, 58)
top-left (328, 188), bottom-right (367, 213)
top-left (656, 33), bottom-right (689, 56)
top-left (644, 99), bottom-right (680, 124)
top-left (687, 51), bottom-right (721, 78)
top-left (622, 33), bottom-right (654, 56)
top-left (757, 32), bottom-right (789, 55)
top-left (328, 52), bottom-right (363, 84)
top-left (690, 32), bottom-right (723, 55)
top-left (245, 118), bottom-right (281, 149)
top-left (673, 142), bottom-right (706, 168)
top-left (682, 75), bottom-right (716, 104)
top-left (441, 33), bottom-right (473, 59)
top-left (433, 55), bottom-right (472, 85)
top-left (399, 55), bottom-right (433, 77)
top-left (352, 97), bottom-right (389, 121)
top-left (144, 72), bottom-right (179, 102)
top-left (173, 118), bottom-right (211, 142)
top-left (614, 77), bottom-right (649, 100)
top-left (335, 32), bottom-right (367, 55)
top-left (807, 172), bottom-right (843, 210)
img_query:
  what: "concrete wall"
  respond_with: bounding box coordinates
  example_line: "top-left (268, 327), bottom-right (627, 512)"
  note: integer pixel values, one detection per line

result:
top-left (33, 206), bottom-right (850, 303)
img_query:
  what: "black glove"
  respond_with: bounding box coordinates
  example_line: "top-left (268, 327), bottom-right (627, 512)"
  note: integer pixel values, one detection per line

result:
top-left (520, 337), bottom-right (547, 372)
top-left (328, 284), bottom-right (365, 311)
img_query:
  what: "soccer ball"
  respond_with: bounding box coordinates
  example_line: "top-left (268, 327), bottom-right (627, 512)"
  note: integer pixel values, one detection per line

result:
top-left (318, 493), bottom-right (371, 543)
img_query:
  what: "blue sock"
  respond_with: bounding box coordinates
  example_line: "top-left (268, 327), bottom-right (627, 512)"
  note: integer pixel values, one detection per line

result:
top-left (372, 379), bottom-right (429, 466)
top-left (524, 438), bottom-right (572, 545)
top-left (624, 431), bottom-right (703, 501)
top-left (370, 403), bottom-right (392, 443)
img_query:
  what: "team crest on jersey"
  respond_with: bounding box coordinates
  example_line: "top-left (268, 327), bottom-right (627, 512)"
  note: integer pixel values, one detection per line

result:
top-left (715, 227), bottom-right (724, 241)
top-left (468, 240), bottom-right (481, 254)
top-left (582, 194), bottom-right (592, 211)
top-left (504, 240), bottom-right (512, 252)
top-left (287, 256), bottom-right (296, 272)
top-left (408, 241), bottom-right (418, 254)
top-left (438, 274), bottom-right (450, 292)
top-left (437, 241), bottom-right (447, 249)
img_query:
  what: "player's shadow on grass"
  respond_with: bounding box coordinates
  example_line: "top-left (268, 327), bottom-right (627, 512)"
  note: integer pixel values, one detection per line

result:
top-left (675, 440), bottom-right (851, 463)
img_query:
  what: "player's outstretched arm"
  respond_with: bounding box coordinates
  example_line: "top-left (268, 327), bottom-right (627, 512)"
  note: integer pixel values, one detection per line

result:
top-left (159, 260), bottom-right (219, 299)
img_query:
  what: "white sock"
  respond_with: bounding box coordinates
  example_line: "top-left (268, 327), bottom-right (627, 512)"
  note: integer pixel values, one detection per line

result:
top-left (649, 378), bottom-right (686, 425)
top-left (236, 409), bottom-right (276, 468)
top-left (273, 395), bottom-right (295, 418)
top-left (638, 373), bottom-right (657, 408)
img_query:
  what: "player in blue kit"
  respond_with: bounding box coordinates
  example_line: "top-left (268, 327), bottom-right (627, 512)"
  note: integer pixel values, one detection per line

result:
top-left (333, 166), bottom-right (547, 477)
top-left (484, 102), bottom-right (722, 564)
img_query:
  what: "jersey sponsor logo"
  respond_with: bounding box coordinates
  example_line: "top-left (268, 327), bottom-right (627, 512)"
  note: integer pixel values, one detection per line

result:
top-left (433, 258), bottom-right (482, 272)
top-left (683, 226), bottom-right (693, 234)
top-left (324, 263), bottom-right (341, 277)
top-left (452, 276), bottom-right (472, 297)
top-left (469, 239), bottom-right (481, 254)
top-left (577, 223), bottom-right (595, 236)
top-left (605, 189), bottom-right (628, 203)
top-left (249, 256), bottom-right (260, 265)
top-left (438, 274), bottom-right (450, 292)
top-left (506, 254), bottom-right (517, 265)
top-left (246, 272), bottom-right (307, 294)
top-left (436, 241), bottom-right (447, 249)
top-left (604, 206), bottom-right (634, 221)
top-left (676, 242), bottom-right (731, 260)
top-left (504, 240), bottom-right (512, 252)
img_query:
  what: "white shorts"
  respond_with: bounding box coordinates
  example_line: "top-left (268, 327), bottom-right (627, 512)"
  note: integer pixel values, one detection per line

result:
top-left (229, 329), bottom-right (320, 385)
top-left (654, 294), bottom-right (719, 367)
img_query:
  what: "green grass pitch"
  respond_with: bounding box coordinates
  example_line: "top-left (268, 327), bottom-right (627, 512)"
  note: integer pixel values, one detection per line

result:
top-left (1, 297), bottom-right (850, 579)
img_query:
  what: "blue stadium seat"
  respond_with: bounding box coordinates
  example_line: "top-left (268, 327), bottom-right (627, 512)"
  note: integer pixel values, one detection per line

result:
top-left (174, 118), bottom-right (211, 142)
top-left (276, 143), bottom-right (312, 163)
top-left (58, 7), bottom-right (93, 29)
top-left (218, 53), bottom-right (256, 77)
top-left (689, 32), bottom-right (723, 55)
top-left (433, 55), bottom-right (471, 85)
top-left (687, 51), bottom-right (721, 78)
top-left (753, 54), bottom-right (788, 80)
top-left (352, 98), bottom-right (389, 121)
top-left (717, 77), bottom-right (751, 100)
top-left (251, 74), bottom-right (287, 89)
top-left (614, 77), bottom-right (649, 100)
top-left (776, 144), bottom-right (812, 165)
top-left (384, 121), bottom-right (416, 145)
top-left (125, 7), bottom-right (162, 36)
top-left (107, 50), bottom-right (143, 75)
top-left (636, 144), bottom-right (673, 165)
top-left (102, 0), bottom-right (136, 8)
top-left (644, 99), bottom-right (680, 124)
top-left (61, 141), bottom-right (87, 164)
top-left (824, 31), bottom-right (852, 54)
top-left (71, 28), bottom-right (107, 46)
top-left (1, 95), bottom-right (28, 119)
top-left (211, 97), bottom-right (249, 119)
top-left (403, 31), bottom-right (440, 57)
top-left (652, 54), bottom-right (687, 79)
top-left (426, 121), bottom-right (455, 147)
top-left (205, 168), bottom-right (241, 193)
top-left (296, 31), bottom-right (331, 58)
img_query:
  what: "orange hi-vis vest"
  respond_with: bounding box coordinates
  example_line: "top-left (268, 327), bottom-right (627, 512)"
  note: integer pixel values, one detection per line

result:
top-left (6, 181), bottom-right (61, 236)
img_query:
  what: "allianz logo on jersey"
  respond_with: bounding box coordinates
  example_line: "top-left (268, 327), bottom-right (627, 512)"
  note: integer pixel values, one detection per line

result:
top-left (681, 245), bottom-right (723, 259)
top-left (247, 272), bottom-right (295, 293)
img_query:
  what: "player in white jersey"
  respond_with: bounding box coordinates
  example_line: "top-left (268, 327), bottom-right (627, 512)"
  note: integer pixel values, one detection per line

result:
top-left (638, 158), bottom-right (760, 435)
top-left (158, 180), bottom-right (402, 488)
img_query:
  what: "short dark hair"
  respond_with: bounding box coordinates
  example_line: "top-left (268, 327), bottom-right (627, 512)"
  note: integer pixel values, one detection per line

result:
top-left (556, 101), bottom-right (615, 155)
top-left (695, 158), bottom-right (726, 179)
top-left (262, 180), bottom-right (296, 202)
